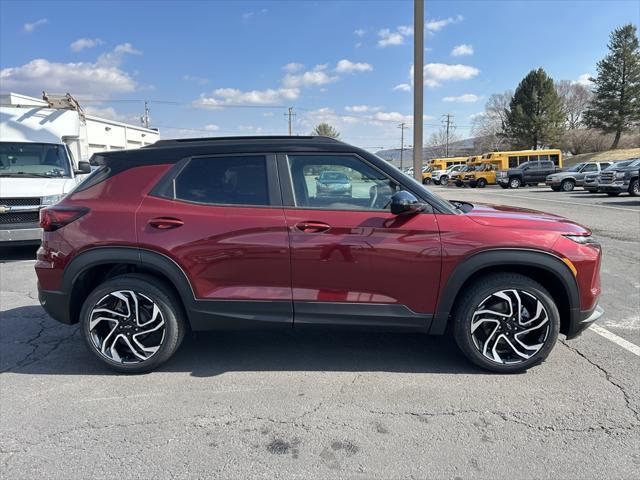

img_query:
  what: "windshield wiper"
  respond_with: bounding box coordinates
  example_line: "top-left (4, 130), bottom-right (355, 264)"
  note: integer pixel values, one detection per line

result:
top-left (0, 171), bottom-right (62, 178)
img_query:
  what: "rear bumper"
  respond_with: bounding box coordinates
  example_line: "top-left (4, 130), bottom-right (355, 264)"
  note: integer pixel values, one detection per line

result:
top-left (566, 304), bottom-right (604, 339)
top-left (0, 226), bottom-right (41, 244)
top-left (38, 287), bottom-right (72, 324)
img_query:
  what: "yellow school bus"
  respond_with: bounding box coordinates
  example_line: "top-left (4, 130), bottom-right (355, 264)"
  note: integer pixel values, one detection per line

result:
top-left (451, 156), bottom-right (482, 187)
top-left (428, 156), bottom-right (468, 171)
top-left (481, 149), bottom-right (563, 170)
top-left (462, 162), bottom-right (500, 187)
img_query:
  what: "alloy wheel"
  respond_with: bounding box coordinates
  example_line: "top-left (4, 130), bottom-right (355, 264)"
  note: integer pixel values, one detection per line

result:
top-left (469, 289), bottom-right (550, 365)
top-left (88, 290), bottom-right (166, 364)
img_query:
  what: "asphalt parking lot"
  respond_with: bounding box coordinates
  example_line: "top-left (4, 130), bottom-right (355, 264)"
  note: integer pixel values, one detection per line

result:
top-left (1, 185), bottom-right (639, 479)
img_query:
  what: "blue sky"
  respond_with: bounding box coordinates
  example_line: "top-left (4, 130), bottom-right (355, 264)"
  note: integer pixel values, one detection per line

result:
top-left (1, 0), bottom-right (637, 150)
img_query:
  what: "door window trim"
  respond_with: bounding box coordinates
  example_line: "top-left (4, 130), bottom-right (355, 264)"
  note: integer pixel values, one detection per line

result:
top-left (149, 152), bottom-right (282, 208)
top-left (276, 152), bottom-right (433, 213)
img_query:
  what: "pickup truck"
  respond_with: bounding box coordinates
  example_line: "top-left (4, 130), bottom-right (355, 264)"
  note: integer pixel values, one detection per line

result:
top-left (497, 160), bottom-right (559, 189)
top-left (545, 162), bottom-right (611, 191)
top-left (597, 158), bottom-right (640, 197)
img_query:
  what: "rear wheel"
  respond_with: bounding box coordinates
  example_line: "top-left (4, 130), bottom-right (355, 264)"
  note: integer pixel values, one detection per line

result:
top-left (440, 176), bottom-right (449, 186)
top-left (509, 177), bottom-right (522, 189)
top-left (606, 192), bottom-right (620, 197)
top-left (422, 177), bottom-right (432, 185)
top-left (476, 178), bottom-right (487, 188)
top-left (561, 179), bottom-right (575, 192)
top-left (453, 273), bottom-right (560, 373)
top-left (80, 274), bottom-right (186, 373)
top-left (550, 186), bottom-right (561, 192)
top-left (433, 179), bottom-right (441, 185)
top-left (629, 179), bottom-right (639, 197)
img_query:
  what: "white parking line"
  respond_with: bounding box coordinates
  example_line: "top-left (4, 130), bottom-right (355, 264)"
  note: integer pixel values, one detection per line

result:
top-left (476, 192), bottom-right (639, 212)
top-left (590, 324), bottom-right (640, 356)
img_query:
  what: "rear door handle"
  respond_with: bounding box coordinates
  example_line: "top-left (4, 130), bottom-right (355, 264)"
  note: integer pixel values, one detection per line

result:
top-left (148, 217), bottom-right (184, 229)
top-left (294, 221), bottom-right (331, 233)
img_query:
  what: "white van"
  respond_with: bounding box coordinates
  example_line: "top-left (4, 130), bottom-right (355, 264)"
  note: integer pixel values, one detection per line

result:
top-left (0, 93), bottom-right (159, 245)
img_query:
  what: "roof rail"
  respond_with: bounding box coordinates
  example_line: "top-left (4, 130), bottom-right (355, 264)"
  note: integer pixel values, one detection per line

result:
top-left (150, 135), bottom-right (344, 147)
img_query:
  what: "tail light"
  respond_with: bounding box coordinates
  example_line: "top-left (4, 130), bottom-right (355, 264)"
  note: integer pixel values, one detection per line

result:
top-left (40, 206), bottom-right (89, 231)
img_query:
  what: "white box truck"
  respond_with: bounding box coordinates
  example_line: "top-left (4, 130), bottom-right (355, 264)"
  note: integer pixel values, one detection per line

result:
top-left (0, 92), bottom-right (160, 244)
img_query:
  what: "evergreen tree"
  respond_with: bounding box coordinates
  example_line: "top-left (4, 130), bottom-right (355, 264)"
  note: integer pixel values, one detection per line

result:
top-left (504, 68), bottom-right (565, 149)
top-left (311, 123), bottom-right (340, 138)
top-left (584, 24), bottom-right (640, 149)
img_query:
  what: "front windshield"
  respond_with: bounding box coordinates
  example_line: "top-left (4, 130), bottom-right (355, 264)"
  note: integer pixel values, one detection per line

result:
top-left (606, 159), bottom-right (635, 170)
top-left (0, 142), bottom-right (71, 178)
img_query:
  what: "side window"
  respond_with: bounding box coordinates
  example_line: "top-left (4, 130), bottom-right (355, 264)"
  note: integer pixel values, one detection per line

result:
top-left (539, 154), bottom-right (549, 161)
top-left (162, 155), bottom-right (269, 206)
top-left (550, 154), bottom-right (560, 165)
top-left (583, 164), bottom-right (598, 172)
top-left (518, 155), bottom-right (528, 165)
top-left (287, 154), bottom-right (400, 211)
top-left (529, 155), bottom-right (539, 163)
top-left (508, 156), bottom-right (518, 168)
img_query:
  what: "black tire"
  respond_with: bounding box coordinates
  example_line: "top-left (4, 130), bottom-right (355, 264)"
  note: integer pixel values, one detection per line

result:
top-left (452, 273), bottom-right (560, 373)
top-left (422, 177), bottom-right (432, 185)
top-left (508, 177), bottom-right (521, 189)
top-left (629, 179), bottom-right (639, 197)
top-left (606, 192), bottom-right (620, 197)
top-left (455, 180), bottom-right (463, 187)
top-left (550, 186), bottom-right (561, 192)
top-left (476, 178), bottom-right (487, 188)
top-left (561, 179), bottom-right (575, 192)
top-left (499, 184), bottom-right (509, 189)
top-left (79, 273), bottom-right (186, 373)
top-left (440, 176), bottom-right (449, 186)
top-left (433, 179), bottom-right (441, 185)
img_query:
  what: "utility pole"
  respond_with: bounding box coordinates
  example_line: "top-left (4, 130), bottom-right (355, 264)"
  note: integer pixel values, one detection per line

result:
top-left (398, 122), bottom-right (408, 170)
top-left (141, 100), bottom-right (150, 128)
top-left (284, 107), bottom-right (295, 135)
top-left (412, 0), bottom-right (424, 182)
top-left (442, 113), bottom-right (454, 157)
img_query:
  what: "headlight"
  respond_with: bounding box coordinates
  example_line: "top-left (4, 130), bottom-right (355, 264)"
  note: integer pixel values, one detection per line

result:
top-left (615, 171), bottom-right (626, 179)
top-left (41, 194), bottom-right (63, 206)
top-left (564, 234), bottom-right (600, 247)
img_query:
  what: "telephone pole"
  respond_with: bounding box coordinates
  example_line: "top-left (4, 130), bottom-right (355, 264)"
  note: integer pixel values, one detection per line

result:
top-left (141, 101), bottom-right (150, 128)
top-left (285, 107), bottom-right (295, 135)
top-left (398, 122), bottom-right (408, 170)
top-left (442, 113), bottom-right (454, 157)
top-left (412, 0), bottom-right (424, 182)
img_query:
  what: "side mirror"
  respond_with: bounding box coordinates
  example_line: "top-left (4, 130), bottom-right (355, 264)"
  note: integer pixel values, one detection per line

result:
top-left (315, 176), bottom-right (320, 181)
top-left (390, 191), bottom-right (425, 215)
top-left (75, 161), bottom-right (91, 174)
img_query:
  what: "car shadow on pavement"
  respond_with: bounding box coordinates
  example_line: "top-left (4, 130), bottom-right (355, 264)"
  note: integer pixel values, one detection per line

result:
top-left (1, 305), bottom-right (482, 376)
top-left (0, 246), bottom-right (38, 262)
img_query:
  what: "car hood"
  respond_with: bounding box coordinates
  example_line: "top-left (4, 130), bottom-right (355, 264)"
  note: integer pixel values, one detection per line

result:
top-left (464, 202), bottom-right (590, 235)
top-left (0, 177), bottom-right (79, 199)
top-left (547, 171), bottom-right (574, 178)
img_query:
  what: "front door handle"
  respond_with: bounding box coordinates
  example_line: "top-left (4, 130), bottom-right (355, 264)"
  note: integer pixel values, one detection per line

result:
top-left (294, 221), bottom-right (331, 233)
top-left (148, 217), bottom-right (184, 229)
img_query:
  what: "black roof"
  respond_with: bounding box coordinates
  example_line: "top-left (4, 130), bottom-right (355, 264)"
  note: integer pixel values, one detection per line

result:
top-left (149, 135), bottom-right (343, 148)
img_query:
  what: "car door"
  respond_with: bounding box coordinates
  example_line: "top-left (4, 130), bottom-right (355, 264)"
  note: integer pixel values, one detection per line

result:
top-left (278, 152), bottom-right (441, 329)
top-left (136, 153), bottom-right (293, 327)
top-left (578, 163), bottom-right (598, 184)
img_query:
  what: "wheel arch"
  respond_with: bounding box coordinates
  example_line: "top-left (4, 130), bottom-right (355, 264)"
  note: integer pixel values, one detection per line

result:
top-left (430, 249), bottom-right (580, 336)
top-left (62, 247), bottom-right (194, 325)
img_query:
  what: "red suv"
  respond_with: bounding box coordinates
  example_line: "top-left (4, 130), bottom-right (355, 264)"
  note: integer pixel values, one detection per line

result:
top-left (35, 137), bottom-right (603, 373)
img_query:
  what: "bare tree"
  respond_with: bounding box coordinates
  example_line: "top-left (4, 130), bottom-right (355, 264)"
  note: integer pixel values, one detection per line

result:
top-left (471, 91), bottom-right (513, 151)
top-left (555, 80), bottom-right (593, 129)
top-left (427, 127), bottom-right (460, 157)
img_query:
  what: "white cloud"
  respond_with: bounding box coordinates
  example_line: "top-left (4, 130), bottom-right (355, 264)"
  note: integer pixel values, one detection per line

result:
top-left (183, 75), bottom-right (209, 85)
top-left (0, 57), bottom-right (137, 96)
top-left (377, 28), bottom-right (405, 47)
top-left (426, 15), bottom-right (463, 32)
top-left (283, 62), bottom-right (303, 73)
top-left (355, 42), bottom-right (362, 49)
top-left (345, 105), bottom-right (380, 113)
top-left (204, 124), bottom-right (220, 131)
top-left (354, 28), bottom-right (366, 37)
top-left (70, 38), bottom-right (104, 52)
top-left (23, 18), bottom-right (47, 33)
top-left (97, 43), bottom-right (142, 67)
top-left (393, 83), bottom-right (411, 92)
top-left (195, 87), bottom-right (300, 106)
top-left (442, 93), bottom-right (480, 103)
top-left (574, 73), bottom-right (593, 86)
top-left (397, 25), bottom-right (414, 35)
top-left (242, 9), bottom-right (267, 21)
top-left (451, 44), bottom-right (473, 56)
top-left (410, 63), bottom-right (480, 87)
top-left (374, 111), bottom-right (412, 123)
top-left (84, 106), bottom-right (132, 122)
top-left (282, 67), bottom-right (337, 88)
top-left (335, 59), bottom-right (373, 74)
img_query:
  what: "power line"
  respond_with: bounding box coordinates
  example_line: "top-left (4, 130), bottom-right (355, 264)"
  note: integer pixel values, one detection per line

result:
top-left (397, 122), bottom-right (409, 170)
top-left (442, 113), bottom-right (455, 157)
top-left (284, 107), bottom-right (296, 136)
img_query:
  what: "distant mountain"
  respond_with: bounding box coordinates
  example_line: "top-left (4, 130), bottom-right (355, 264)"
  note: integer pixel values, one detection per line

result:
top-left (375, 137), bottom-right (480, 168)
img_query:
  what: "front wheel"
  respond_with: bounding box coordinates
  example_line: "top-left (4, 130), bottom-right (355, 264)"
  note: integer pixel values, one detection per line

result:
top-left (629, 179), bottom-right (639, 197)
top-left (422, 177), bottom-right (432, 185)
top-left (440, 176), bottom-right (449, 186)
top-left (453, 273), bottom-right (560, 373)
top-left (80, 274), bottom-right (186, 373)
top-left (606, 192), bottom-right (621, 197)
top-left (476, 178), bottom-right (487, 188)
top-left (561, 179), bottom-right (575, 192)
top-left (509, 177), bottom-right (522, 189)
